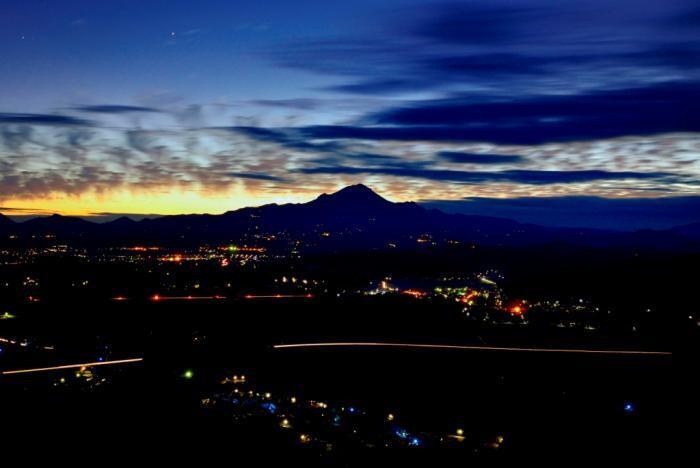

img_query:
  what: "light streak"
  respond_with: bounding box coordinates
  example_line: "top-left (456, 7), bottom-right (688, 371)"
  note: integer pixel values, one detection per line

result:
top-left (272, 342), bottom-right (671, 356)
top-left (150, 295), bottom-right (225, 301)
top-left (1, 357), bottom-right (144, 375)
top-left (244, 294), bottom-right (313, 299)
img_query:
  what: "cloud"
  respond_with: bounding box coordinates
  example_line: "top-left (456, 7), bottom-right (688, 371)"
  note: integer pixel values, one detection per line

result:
top-left (410, 3), bottom-right (543, 45)
top-left (437, 151), bottom-right (524, 164)
top-left (298, 165), bottom-right (675, 185)
top-left (227, 82), bottom-right (697, 147)
top-left (73, 105), bottom-right (161, 114)
top-left (249, 99), bottom-right (323, 110)
top-left (227, 172), bottom-right (286, 182)
top-left (229, 126), bottom-right (344, 153)
top-left (272, 1), bottom-right (700, 97)
top-left (227, 126), bottom-right (399, 164)
top-left (1, 125), bottom-right (34, 151)
top-left (367, 82), bottom-right (700, 143)
top-left (0, 113), bottom-right (93, 126)
top-left (1, 108), bottom-right (697, 204)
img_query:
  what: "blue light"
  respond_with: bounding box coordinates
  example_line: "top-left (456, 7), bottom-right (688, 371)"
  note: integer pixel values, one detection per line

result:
top-left (395, 428), bottom-right (409, 439)
top-left (348, 406), bottom-right (356, 413)
top-left (261, 402), bottom-right (278, 414)
top-left (409, 437), bottom-right (421, 446)
top-left (624, 402), bottom-right (634, 412)
top-left (97, 356), bottom-right (104, 362)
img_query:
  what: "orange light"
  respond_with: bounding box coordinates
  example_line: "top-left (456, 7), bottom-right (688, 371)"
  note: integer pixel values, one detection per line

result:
top-left (272, 342), bottom-right (672, 356)
top-left (243, 294), bottom-right (314, 300)
top-left (402, 289), bottom-right (426, 298)
top-left (152, 294), bottom-right (161, 301)
top-left (1, 357), bottom-right (144, 375)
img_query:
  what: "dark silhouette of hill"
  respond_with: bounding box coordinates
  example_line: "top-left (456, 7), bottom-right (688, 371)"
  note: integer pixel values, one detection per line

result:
top-left (670, 222), bottom-right (700, 243)
top-left (1, 184), bottom-right (698, 251)
top-left (0, 213), bottom-right (15, 226)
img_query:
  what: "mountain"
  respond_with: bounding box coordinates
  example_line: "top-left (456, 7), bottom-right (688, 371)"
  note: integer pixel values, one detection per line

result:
top-left (18, 214), bottom-right (97, 238)
top-left (0, 185), bottom-right (698, 252)
top-left (0, 213), bottom-right (14, 226)
top-left (670, 222), bottom-right (700, 243)
top-left (311, 184), bottom-right (394, 211)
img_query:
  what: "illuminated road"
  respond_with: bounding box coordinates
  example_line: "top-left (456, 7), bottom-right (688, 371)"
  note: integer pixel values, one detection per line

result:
top-left (244, 294), bottom-right (314, 299)
top-left (1, 357), bottom-right (144, 375)
top-left (273, 342), bottom-right (672, 356)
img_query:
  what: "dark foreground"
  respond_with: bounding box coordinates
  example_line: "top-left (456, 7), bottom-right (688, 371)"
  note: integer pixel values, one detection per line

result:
top-left (0, 297), bottom-right (674, 465)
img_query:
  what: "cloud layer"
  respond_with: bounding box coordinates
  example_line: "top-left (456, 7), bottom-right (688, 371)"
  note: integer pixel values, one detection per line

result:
top-left (0, 0), bottom-right (698, 219)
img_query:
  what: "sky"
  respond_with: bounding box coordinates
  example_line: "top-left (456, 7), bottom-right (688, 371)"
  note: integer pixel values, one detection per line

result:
top-left (1, 0), bottom-right (699, 228)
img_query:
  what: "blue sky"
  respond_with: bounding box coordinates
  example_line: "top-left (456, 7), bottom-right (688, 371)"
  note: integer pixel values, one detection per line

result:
top-left (0, 0), bottom-right (698, 228)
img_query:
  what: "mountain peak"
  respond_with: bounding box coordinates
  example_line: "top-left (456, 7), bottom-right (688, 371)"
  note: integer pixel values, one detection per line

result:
top-left (315, 184), bottom-right (390, 206)
top-left (107, 216), bottom-right (137, 225)
top-left (335, 184), bottom-right (377, 195)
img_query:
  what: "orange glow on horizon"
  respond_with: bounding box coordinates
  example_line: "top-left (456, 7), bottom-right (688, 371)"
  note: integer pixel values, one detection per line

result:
top-left (0, 181), bottom-right (673, 219)
top-left (0, 187), bottom-right (319, 218)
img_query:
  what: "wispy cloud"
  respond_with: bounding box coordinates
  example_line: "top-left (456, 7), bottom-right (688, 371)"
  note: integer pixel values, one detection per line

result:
top-left (73, 105), bottom-right (162, 114)
top-left (299, 166), bottom-right (677, 185)
top-left (437, 152), bottom-right (524, 165)
top-left (272, 1), bottom-right (700, 97)
top-left (0, 113), bottom-right (93, 126)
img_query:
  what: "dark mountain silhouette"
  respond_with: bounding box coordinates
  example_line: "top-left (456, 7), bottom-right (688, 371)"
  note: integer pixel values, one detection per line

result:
top-left (0, 213), bottom-right (14, 226)
top-left (0, 184), bottom-right (698, 251)
top-left (19, 214), bottom-right (97, 238)
top-left (105, 216), bottom-right (138, 226)
top-left (670, 222), bottom-right (700, 243)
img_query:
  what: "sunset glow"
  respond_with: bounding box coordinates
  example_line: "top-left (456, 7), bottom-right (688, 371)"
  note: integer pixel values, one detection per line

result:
top-left (0, 0), bottom-right (697, 227)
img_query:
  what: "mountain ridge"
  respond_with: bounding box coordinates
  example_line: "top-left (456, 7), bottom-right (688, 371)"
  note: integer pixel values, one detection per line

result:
top-left (1, 185), bottom-right (699, 250)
